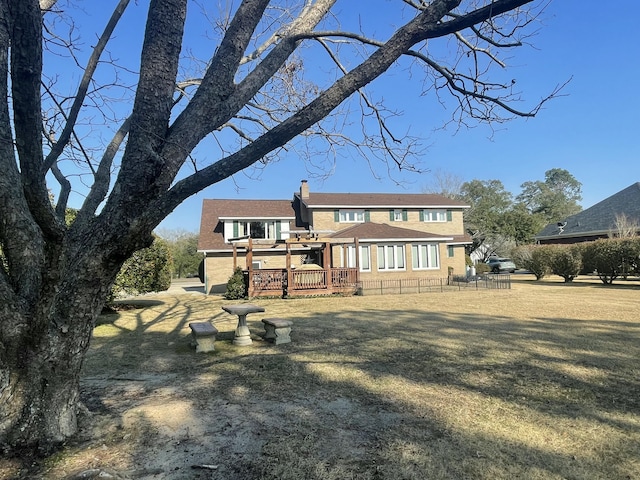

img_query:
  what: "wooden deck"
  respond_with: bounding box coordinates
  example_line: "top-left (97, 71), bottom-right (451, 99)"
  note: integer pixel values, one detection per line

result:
top-left (247, 267), bottom-right (358, 297)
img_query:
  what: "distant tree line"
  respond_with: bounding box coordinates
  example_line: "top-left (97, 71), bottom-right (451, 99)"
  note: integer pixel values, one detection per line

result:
top-left (426, 168), bottom-right (583, 260)
top-left (156, 229), bottom-right (202, 278)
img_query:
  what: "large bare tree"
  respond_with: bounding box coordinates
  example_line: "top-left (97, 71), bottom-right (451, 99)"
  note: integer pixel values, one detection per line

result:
top-left (0, 0), bottom-right (559, 449)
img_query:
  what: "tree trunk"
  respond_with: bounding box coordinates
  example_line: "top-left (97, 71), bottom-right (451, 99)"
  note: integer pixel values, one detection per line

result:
top-left (0, 239), bottom-right (130, 450)
top-left (1, 337), bottom-right (86, 450)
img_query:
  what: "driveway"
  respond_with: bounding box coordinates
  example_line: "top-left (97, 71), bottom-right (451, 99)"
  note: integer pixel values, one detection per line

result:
top-left (166, 277), bottom-right (205, 294)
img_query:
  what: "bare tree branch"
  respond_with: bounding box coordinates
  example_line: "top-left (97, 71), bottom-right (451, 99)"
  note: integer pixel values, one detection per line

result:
top-left (9, 0), bottom-right (66, 241)
top-left (151, 0), bottom-right (479, 219)
top-left (78, 117), bottom-right (131, 221)
top-left (43, 0), bottom-right (130, 173)
top-left (163, 0), bottom-right (337, 174)
top-left (0, 0), bottom-right (47, 305)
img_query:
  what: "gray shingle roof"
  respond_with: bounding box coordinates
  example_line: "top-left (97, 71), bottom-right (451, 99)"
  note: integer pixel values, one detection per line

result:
top-left (297, 192), bottom-right (469, 208)
top-left (330, 222), bottom-right (453, 241)
top-left (536, 182), bottom-right (640, 240)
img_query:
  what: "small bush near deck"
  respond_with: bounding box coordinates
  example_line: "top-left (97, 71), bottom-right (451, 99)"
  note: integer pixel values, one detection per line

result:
top-left (224, 266), bottom-right (246, 299)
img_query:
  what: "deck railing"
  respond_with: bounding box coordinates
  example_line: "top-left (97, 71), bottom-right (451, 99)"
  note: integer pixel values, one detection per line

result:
top-left (291, 268), bottom-right (327, 290)
top-left (247, 270), bottom-right (510, 297)
top-left (330, 267), bottom-right (359, 289)
top-left (250, 269), bottom-right (286, 295)
top-left (247, 267), bottom-right (358, 296)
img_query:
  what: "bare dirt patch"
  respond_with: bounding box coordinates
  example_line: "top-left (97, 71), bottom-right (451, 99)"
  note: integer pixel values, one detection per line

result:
top-left (3, 275), bottom-right (640, 479)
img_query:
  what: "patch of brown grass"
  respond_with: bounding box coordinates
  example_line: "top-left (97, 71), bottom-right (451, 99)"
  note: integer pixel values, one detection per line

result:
top-left (9, 275), bottom-right (640, 479)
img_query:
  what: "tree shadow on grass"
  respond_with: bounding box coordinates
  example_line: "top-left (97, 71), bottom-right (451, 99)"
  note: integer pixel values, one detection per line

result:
top-left (26, 293), bottom-right (640, 479)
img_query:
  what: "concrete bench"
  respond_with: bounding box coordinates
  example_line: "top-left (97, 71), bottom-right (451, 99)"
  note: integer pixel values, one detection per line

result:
top-left (189, 322), bottom-right (218, 353)
top-left (261, 318), bottom-right (293, 345)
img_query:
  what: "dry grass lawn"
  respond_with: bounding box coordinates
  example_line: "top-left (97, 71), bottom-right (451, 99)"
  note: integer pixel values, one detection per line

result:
top-left (3, 275), bottom-right (639, 479)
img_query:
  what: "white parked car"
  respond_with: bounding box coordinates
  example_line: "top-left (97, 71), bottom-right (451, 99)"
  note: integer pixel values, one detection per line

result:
top-left (486, 257), bottom-right (516, 274)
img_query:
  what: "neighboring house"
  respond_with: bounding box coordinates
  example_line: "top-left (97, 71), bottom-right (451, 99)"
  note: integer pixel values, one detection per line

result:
top-left (469, 242), bottom-right (494, 265)
top-left (535, 182), bottom-right (640, 244)
top-left (198, 180), bottom-right (471, 295)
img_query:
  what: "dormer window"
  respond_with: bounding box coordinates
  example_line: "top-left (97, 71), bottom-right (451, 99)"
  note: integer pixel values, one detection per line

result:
top-left (227, 220), bottom-right (282, 241)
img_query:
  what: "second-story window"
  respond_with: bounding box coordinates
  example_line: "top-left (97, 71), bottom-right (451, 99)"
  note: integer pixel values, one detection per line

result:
top-left (250, 221), bottom-right (265, 238)
top-left (236, 221), bottom-right (248, 237)
top-left (249, 221), bottom-right (279, 239)
top-left (231, 220), bottom-right (280, 240)
top-left (339, 210), bottom-right (365, 223)
top-left (422, 209), bottom-right (447, 222)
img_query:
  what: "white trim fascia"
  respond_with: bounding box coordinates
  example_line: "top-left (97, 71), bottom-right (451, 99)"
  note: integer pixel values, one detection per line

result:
top-left (307, 204), bottom-right (469, 209)
top-left (198, 245), bottom-right (318, 254)
top-left (219, 216), bottom-right (296, 220)
top-left (359, 236), bottom-right (455, 243)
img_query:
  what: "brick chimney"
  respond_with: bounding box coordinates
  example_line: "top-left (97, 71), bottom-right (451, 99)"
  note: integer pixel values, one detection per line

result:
top-left (300, 179), bottom-right (309, 199)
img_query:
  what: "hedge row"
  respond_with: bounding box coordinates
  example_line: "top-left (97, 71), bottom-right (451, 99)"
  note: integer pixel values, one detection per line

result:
top-left (512, 237), bottom-right (640, 284)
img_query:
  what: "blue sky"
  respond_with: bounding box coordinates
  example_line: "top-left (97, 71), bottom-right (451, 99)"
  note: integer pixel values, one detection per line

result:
top-left (157, 0), bottom-right (640, 232)
top-left (55, 2), bottom-right (640, 234)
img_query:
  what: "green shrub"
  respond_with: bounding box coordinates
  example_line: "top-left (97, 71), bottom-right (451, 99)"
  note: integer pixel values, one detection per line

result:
top-left (582, 237), bottom-right (640, 284)
top-left (511, 244), bottom-right (551, 280)
top-left (465, 254), bottom-right (473, 267)
top-left (548, 244), bottom-right (582, 282)
top-left (110, 238), bottom-right (173, 299)
top-left (475, 262), bottom-right (490, 274)
top-left (224, 266), bottom-right (246, 299)
top-left (624, 237), bottom-right (640, 276)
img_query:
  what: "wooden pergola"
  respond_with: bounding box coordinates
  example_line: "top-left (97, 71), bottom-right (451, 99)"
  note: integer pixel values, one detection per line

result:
top-left (230, 234), bottom-right (360, 297)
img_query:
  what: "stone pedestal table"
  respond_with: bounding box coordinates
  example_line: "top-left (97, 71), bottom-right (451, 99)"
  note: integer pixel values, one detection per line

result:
top-left (222, 304), bottom-right (266, 346)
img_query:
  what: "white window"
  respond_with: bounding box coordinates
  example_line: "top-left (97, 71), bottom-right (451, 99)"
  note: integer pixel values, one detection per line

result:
top-left (346, 245), bottom-right (371, 272)
top-left (393, 209), bottom-right (403, 221)
top-left (423, 209), bottom-right (447, 222)
top-left (236, 221), bottom-right (248, 237)
top-left (264, 221), bottom-right (278, 239)
top-left (229, 220), bottom-right (280, 241)
top-left (377, 244), bottom-right (405, 271)
top-left (339, 210), bottom-right (365, 223)
top-left (250, 221), bottom-right (279, 239)
top-left (411, 243), bottom-right (440, 269)
top-left (250, 221), bottom-right (265, 238)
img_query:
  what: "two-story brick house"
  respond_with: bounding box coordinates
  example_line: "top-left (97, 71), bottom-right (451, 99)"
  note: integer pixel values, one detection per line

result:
top-left (198, 180), bottom-right (471, 295)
